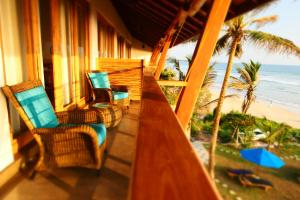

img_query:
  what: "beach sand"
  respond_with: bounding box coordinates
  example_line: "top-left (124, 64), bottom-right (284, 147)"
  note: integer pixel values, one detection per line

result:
top-left (210, 93), bottom-right (300, 128)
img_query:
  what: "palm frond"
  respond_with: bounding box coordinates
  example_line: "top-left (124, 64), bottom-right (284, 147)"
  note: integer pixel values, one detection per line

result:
top-left (237, 67), bottom-right (252, 84)
top-left (249, 15), bottom-right (278, 29)
top-left (186, 56), bottom-right (192, 66)
top-left (202, 64), bottom-right (217, 88)
top-left (229, 76), bottom-right (249, 90)
top-left (214, 33), bottom-right (231, 55)
top-left (199, 94), bottom-right (238, 109)
top-left (245, 30), bottom-right (300, 56)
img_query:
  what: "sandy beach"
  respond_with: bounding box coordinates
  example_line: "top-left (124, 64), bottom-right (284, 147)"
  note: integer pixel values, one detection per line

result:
top-left (210, 93), bottom-right (300, 129)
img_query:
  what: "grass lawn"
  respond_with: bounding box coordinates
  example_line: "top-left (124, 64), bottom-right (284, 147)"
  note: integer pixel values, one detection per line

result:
top-left (204, 144), bottom-right (300, 200)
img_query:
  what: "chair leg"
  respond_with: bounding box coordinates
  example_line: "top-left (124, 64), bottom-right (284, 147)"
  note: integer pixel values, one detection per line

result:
top-left (28, 170), bottom-right (37, 180)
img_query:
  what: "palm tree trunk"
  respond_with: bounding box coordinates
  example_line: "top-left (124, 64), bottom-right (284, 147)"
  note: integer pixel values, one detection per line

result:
top-left (242, 89), bottom-right (253, 113)
top-left (234, 127), bottom-right (239, 148)
top-left (209, 37), bottom-right (239, 179)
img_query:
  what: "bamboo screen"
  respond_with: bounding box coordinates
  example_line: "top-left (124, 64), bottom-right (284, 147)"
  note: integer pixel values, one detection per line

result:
top-left (97, 58), bottom-right (143, 100)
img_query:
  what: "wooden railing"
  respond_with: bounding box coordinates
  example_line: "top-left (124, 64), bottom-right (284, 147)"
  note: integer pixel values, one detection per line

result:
top-left (130, 75), bottom-right (221, 200)
top-left (157, 80), bottom-right (188, 87)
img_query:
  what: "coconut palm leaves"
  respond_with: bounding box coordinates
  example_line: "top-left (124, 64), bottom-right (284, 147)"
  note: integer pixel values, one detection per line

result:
top-left (246, 31), bottom-right (300, 55)
top-left (230, 60), bottom-right (261, 113)
top-left (214, 15), bottom-right (300, 57)
top-left (169, 58), bottom-right (185, 81)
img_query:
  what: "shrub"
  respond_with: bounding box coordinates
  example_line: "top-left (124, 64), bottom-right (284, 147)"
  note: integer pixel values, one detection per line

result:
top-left (203, 113), bottom-right (214, 122)
top-left (218, 129), bottom-right (232, 143)
top-left (160, 68), bottom-right (176, 80)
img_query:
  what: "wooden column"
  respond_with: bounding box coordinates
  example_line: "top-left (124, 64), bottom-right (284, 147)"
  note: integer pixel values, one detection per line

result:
top-left (22, 0), bottom-right (42, 81)
top-left (175, 0), bottom-right (232, 130)
top-left (50, 0), bottom-right (64, 111)
top-left (150, 39), bottom-right (163, 65)
top-left (154, 35), bottom-right (172, 80)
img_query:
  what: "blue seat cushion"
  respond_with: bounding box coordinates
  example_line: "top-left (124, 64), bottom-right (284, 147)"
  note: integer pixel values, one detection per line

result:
top-left (59, 123), bottom-right (106, 146)
top-left (112, 91), bottom-right (129, 100)
top-left (88, 72), bottom-right (110, 89)
top-left (15, 86), bottom-right (59, 128)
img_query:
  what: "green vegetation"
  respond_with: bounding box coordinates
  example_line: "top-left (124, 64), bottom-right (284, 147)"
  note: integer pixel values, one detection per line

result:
top-left (160, 68), bottom-right (176, 80)
top-left (194, 111), bottom-right (300, 149)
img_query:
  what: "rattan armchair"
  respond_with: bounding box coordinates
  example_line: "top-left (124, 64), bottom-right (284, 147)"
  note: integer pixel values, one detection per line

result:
top-left (1, 80), bottom-right (107, 174)
top-left (86, 71), bottom-right (130, 107)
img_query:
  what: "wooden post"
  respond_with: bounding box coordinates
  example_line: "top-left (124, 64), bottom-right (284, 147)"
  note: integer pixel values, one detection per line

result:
top-left (50, 0), bottom-right (64, 111)
top-left (154, 35), bottom-right (172, 80)
top-left (175, 0), bottom-right (232, 130)
top-left (22, 0), bottom-right (42, 81)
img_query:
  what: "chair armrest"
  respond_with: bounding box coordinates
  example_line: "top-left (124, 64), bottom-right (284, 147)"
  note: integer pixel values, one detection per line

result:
top-left (32, 125), bottom-right (101, 168)
top-left (56, 109), bottom-right (104, 124)
top-left (92, 88), bottom-right (113, 103)
top-left (111, 85), bottom-right (128, 92)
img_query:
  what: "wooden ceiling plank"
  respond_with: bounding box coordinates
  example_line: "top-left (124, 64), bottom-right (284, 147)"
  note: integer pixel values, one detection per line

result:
top-left (133, 6), bottom-right (169, 27)
top-left (143, 0), bottom-right (177, 18)
top-left (137, 4), bottom-right (172, 24)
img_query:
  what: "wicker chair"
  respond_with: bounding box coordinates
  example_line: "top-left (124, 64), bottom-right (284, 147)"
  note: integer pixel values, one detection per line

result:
top-left (86, 71), bottom-right (130, 107)
top-left (1, 80), bottom-right (107, 174)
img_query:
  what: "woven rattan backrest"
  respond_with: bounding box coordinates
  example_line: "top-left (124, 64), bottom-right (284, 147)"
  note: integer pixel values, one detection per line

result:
top-left (1, 80), bottom-right (44, 130)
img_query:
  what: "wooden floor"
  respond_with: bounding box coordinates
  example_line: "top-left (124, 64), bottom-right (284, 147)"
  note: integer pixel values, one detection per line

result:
top-left (0, 102), bottom-right (140, 200)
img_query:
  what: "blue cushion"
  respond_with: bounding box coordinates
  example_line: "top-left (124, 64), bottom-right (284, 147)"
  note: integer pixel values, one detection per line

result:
top-left (15, 86), bottom-right (59, 128)
top-left (112, 91), bottom-right (129, 100)
top-left (88, 72), bottom-right (110, 88)
top-left (59, 123), bottom-right (106, 146)
top-left (89, 124), bottom-right (106, 145)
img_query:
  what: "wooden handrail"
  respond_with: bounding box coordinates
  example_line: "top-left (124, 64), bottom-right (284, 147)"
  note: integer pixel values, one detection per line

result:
top-left (107, 66), bottom-right (143, 75)
top-left (130, 75), bottom-right (221, 200)
top-left (157, 80), bottom-right (188, 87)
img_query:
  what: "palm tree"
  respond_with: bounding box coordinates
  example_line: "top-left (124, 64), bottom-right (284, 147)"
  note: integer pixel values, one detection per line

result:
top-left (168, 58), bottom-right (185, 81)
top-left (230, 60), bottom-right (261, 113)
top-left (208, 14), bottom-right (300, 179)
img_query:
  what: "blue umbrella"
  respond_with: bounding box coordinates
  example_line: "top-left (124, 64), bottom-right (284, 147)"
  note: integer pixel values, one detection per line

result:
top-left (240, 148), bottom-right (285, 169)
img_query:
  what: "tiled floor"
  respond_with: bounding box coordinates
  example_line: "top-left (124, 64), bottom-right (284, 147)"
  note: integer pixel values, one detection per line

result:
top-left (0, 102), bottom-right (140, 200)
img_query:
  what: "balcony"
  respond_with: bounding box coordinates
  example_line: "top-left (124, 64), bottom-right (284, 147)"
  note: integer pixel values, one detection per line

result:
top-left (0, 74), bottom-right (220, 200)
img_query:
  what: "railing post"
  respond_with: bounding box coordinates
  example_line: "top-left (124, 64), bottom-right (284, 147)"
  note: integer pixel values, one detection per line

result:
top-left (175, 0), bottom-right (232, 130)
top-left (154, 35), bottom-right (172, 80)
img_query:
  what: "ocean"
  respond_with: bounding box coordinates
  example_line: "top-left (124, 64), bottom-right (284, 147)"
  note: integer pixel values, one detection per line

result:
top-left (165, 60), bottom-right (300, 114)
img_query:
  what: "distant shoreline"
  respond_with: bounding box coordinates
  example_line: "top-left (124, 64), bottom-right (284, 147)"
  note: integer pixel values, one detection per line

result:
top-left (210, 92), bottom-right (300, 129)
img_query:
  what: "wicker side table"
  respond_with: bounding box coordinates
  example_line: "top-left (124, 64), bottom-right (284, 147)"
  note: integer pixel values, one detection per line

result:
top-left (90, 103), bottom-right (122, 128)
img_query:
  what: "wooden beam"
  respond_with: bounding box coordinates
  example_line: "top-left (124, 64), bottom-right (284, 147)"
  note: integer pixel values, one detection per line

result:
top-left (152, 0), bottom-right (207, 79)
top-left (154, 35), bottom-right (172, 80)
top-left (150, 42), bottom-right (162, 65)
top-left (142, 0), bottom-right (199, 33)
top-left (175, 0), bottom-right (232, 130)
top-left (130, 76), bottom-right (221, 200)
top-left (157, 80), bottom-right (188, 87)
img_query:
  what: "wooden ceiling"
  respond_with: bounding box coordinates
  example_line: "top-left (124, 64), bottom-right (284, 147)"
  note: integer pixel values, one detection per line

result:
top-left (111, 0), bottom-right (274, 47)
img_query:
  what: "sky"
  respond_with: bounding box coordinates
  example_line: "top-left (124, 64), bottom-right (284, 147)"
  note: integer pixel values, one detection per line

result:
top-left (167, 0), bottom-right (300, 65)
